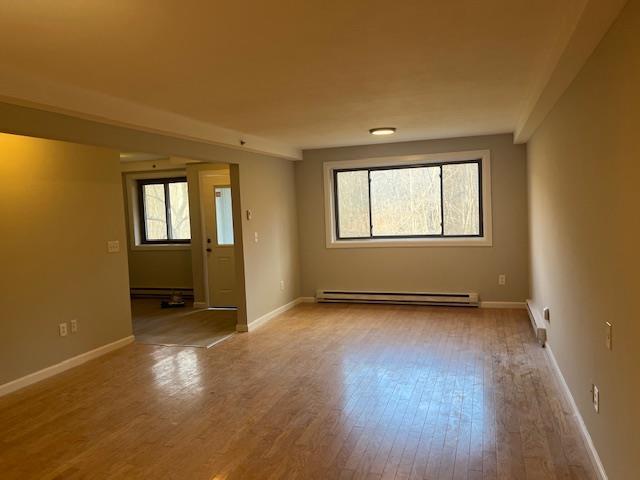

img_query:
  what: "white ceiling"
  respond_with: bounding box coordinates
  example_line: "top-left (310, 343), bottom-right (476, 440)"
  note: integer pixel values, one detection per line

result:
top-left (0, 1), bottom-right (628, 158)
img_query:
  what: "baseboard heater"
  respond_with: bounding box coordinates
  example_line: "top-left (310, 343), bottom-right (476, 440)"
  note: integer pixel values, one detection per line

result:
top-left (316, 290), bottom-right (479, 307)
top-left (130, 287), bottom-right (194, 299)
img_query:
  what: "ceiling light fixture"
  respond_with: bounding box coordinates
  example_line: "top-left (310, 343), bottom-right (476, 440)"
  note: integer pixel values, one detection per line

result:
top-left (369, 127), bottom-right (396, 136)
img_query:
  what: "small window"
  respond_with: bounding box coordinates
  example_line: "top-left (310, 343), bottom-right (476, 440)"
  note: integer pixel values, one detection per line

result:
top-left (138, 177), bottom-right (191, 244)
top-left (325, 152), bottom-right (491, 247)
top-left (214, 186), bottom-right (234, 245)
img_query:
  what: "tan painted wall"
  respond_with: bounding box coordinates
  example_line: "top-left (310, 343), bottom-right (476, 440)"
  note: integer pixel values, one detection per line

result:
top-left (237, 155), bottom-right (300, 323)
top-left (297, 134), bottom-right (528, 301)
top-left (527, 1), bottom-right (640, 477)
top-left (0, 133), bottom-right (132, 385)
top-left (127, 250), bottom-right (193, 289)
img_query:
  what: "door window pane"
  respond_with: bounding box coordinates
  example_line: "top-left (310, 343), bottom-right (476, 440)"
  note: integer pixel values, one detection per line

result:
top-left (215, 187), bottom-right (234, 245)
top-left (336, 171), bottom-right (370, 238)
top-left (142, 184), bottom-right (168, 240)
top-left (168, 182), bottom-right (191, 240)
top-left (442, 163), bottom-right (480, 235)
top-left (370, 167), bottom-right (441, 236)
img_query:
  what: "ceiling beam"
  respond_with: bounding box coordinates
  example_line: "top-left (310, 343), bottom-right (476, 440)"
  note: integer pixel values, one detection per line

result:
top-left (514, 0), bottom-right (629, 144)
top-left (0, 65), bottom-right (302, 160)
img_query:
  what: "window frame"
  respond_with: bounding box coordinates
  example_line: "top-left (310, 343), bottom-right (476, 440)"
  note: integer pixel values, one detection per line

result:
top-left (323, 150), bottom-right (492, 248)
top-left (137, 176), bottom-right (191, 245)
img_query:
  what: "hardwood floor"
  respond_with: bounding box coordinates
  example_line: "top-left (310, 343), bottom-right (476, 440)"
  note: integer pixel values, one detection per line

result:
top-left (0, 304), bottom-right (596, 479)
top-left (132, 298), bottom-right (237, 348)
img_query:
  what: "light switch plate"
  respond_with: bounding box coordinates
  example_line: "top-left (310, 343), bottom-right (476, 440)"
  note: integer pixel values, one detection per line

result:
top-left (107, 240), bottom-right (120, 253)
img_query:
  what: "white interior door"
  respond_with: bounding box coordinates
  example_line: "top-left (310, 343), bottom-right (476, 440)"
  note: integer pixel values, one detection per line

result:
top-left (202, 173), bottom-right (236, 307)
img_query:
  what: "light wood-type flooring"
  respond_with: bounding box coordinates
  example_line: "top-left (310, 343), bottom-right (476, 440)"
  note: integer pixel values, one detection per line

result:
top-left (0, 304), bottom-right (596, 479)
top-left (132, 298), bottom-right (236, 348)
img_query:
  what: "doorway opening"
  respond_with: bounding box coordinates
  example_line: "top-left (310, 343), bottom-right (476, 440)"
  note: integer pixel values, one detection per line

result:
top-left (120, 153), bottom-right (244, 347)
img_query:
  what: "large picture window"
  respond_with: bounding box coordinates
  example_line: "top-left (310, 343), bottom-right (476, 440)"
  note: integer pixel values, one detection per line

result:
top-left (325, 151), bottom-right (492, 247)
top-left (138, 177), bottom-right (191, 244)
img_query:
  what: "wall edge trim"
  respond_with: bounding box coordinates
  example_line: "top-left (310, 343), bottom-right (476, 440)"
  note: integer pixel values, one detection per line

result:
top-left (479, 301), bottom-right (526, 309)
top-left (240, 297), bottom-right (313, 332)
top-left (0, 335), bottom-right (135, 398)
top-left (546, 345), bottom-right (608, 480)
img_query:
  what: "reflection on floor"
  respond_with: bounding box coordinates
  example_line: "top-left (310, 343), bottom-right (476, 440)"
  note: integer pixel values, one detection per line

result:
top-left (131, 298), bottom-right (236, 348)
top-left (0, 304), bottom-right (597, 479)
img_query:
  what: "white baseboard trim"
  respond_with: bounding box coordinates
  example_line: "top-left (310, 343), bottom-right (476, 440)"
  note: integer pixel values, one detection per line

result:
top-left (479, 301), bottom-right (526, 309)
top-left (545, 345), bottom-right (608, 480)
top-left (238, 297), bottom-right (312, 333)
top-left (0, 336), bottom-right (135, 398)
top-left (193, 301), bottom-right (208, 309)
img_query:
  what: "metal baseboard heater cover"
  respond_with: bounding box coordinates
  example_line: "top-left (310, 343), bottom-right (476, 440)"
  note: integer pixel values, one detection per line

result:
top-left (316, 290), bottom-right (479, 307)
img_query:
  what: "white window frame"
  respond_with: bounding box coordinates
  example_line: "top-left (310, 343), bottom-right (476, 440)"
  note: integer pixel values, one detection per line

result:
top-left (124, 170), bottom-right (191, 251)
top-left (323, 150), bottom-right (493, 248)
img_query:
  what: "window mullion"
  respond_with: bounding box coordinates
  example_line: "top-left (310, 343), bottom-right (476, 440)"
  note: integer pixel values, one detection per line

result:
top-left (367, 170), bottom-right (373, 238)
top-left (164, 182), bottom-right (172, 240)
top-left (439, 165), bottom-right (444, 236)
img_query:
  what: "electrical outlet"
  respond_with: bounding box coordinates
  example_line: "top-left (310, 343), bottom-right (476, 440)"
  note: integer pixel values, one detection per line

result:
top-left (498, 274), bottom-right (506, 286)
top-left (107, 240), bottom-right (120, 253)
top-left (605, 322), bottom-right (612, 350)
top-left (70, 319), bottom-right (78, 333)
top-left (280, 280), bottom-right (285, 291)
top-left (592, 384), bottom-right (600, 413)
top-left (59, 322), bottom-right (68, 337)
top-left (254, 232), bottom-right (259, 243)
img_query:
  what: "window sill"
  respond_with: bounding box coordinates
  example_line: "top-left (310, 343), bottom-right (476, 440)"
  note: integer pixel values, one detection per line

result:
top-left (131, 244), bottom-right (192, 252)
top-left (326, 237), bottom-right (492, 249)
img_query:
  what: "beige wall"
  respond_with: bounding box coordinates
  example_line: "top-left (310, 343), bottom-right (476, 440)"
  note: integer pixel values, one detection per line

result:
top-left (0, 133), bottom-right (132, 385)
top-left (297, 134), bottom-right (528, 302)
top-left (237, 155), bottom-right (300, 323)
top-left (527, 1), bottom-right (640, 478)
top-left (127, 250), bottom-right (193, 289)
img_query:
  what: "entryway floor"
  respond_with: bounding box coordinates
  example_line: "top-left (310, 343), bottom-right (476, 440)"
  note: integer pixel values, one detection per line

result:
top-left (131, 298), bottom-right (236, 348)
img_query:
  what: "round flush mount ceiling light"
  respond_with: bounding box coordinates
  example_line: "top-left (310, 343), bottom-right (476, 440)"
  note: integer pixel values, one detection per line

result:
top-left (369, 127), bottom-right (396, 136)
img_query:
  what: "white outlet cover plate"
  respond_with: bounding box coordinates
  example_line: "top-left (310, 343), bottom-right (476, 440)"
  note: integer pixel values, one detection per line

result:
top-left (107, 240), bottom-right (120, 253)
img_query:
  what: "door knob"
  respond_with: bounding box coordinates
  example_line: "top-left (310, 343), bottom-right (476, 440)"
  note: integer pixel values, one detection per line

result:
top-left (206, 248), bottom-right (212, 252)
